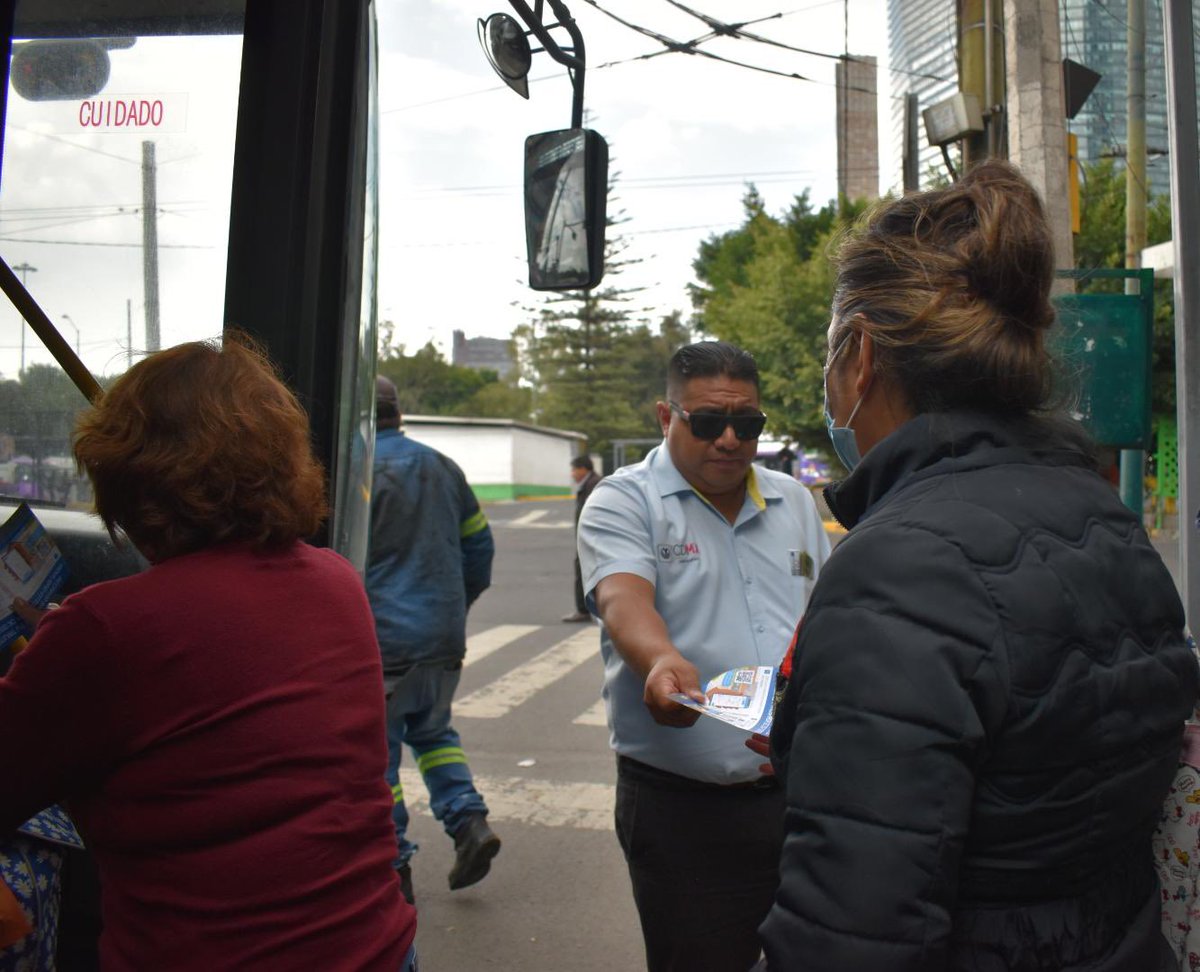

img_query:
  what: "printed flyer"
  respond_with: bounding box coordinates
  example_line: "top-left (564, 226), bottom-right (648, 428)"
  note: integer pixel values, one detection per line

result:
top-left (0, 503), bottom-right (67, 647)
top-left (670, 664), bottom-right (778, 734)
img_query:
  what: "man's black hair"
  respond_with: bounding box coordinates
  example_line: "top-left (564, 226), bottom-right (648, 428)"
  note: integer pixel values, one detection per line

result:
top-left (666, 341), bottom-right (759, 398)
top-left (376, 374), bottom-right (401, 429)
top-left (571, 455), bottom-right (594, 472)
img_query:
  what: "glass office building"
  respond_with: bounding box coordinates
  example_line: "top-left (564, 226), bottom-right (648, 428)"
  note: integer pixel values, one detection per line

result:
top-left (887, 0), bottom-right (959, 190)
top-left (1059, 0), bottom-right (1169, 199)
top-left (887, 0), bottom-right (1171, 199)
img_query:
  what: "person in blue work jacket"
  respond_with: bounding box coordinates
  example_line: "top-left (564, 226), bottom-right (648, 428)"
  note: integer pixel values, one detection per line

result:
top-left (367, 375), bottom-right (499, 906)
top-left (577, 341), bottom-right (830, 972)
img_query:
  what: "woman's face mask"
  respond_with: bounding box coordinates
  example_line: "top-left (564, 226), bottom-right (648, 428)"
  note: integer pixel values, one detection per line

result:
top-left (823, 330), bottom-right (869, 473)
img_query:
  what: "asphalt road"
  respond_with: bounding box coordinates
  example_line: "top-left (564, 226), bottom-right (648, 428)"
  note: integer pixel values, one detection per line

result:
top-left (402, 498), bottom-right (643, 972)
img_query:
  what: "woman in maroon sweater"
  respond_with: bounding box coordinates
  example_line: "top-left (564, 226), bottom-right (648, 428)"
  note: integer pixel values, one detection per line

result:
top-left (0, 338), bottom-right (415, 970)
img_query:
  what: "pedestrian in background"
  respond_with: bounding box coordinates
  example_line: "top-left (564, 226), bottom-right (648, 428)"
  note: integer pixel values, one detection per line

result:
top-left (0, 338), bottom-right (416, 971)
top-left (562, 454), bottom-right (601, 623)
top-left (756, 161), bottom-right (1198, 971)
top-left (368, 375), bottom-right (500, 906)
top-left (578, 341), bottom-right (830, 972)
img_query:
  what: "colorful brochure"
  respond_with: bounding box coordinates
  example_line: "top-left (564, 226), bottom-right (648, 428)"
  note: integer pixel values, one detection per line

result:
top-left (669, 664), bottom-right (778, 734)
top-left (0, 502), bottom-right (67, 647)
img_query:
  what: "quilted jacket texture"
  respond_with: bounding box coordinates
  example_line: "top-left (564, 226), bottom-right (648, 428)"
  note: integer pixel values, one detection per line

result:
top-left (760, 411), bottom-right (1199, 972)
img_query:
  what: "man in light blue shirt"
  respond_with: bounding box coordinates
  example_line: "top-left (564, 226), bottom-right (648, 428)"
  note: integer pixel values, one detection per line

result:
top-left (578, 341), bottom-right (830, 972)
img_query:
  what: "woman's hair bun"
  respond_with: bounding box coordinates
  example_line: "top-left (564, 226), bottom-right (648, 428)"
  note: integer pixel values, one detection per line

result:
top-left (832, 159), bottom-right (1060, 415)
top-left (953, 161), bottom-right (1057, 334)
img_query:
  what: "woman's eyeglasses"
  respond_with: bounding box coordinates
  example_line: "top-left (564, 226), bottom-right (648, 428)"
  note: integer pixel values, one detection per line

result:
top-left (668, 401), bottom-right (767, 441)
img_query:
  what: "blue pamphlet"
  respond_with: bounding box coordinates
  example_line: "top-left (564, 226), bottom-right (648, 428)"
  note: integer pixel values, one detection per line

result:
top-left (0, 503), bottom-right (67, 647)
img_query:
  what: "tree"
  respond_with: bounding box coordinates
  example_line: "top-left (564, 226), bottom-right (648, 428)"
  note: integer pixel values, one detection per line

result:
top-left (515, 171), bottom-right (685, 463)
top-left (0, 364), bottom-right (98, 504)
top-left (691, 187), bottom-right (867, 447)
top-left (1074, 158), bottom-right (1174, 416)
top-left (454, 379), bottom-right (533, 421)
top-left (378, 342), bottom-right (496, 416)
top-left (623, 310), bottom-right (691, 422)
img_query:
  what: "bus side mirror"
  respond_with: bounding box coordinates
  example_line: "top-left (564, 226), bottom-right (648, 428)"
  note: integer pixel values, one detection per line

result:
top-left (523, 128), bottom-right (608, 291)
top-left (11, 40), bottom-right (111, 101)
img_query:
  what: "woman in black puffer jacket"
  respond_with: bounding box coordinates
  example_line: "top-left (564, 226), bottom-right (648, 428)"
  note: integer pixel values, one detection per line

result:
top-left (756, 161), bottom-right (1199, 971)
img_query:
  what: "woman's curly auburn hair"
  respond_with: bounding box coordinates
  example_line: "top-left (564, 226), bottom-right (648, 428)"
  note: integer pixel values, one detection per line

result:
top-left (74, 334), bottom-right (328, 560)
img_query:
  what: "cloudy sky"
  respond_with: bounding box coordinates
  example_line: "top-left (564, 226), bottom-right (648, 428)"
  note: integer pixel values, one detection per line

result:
top-left (0, 32), bottom-right (242, 379)
top-left (377, 0), bottom-right (894, 356)
top-left (0, 0), bottom-right (893, 379)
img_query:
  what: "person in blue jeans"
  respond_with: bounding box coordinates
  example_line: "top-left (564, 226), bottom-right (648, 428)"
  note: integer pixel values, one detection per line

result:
top-left (367, 375), bottom-right (500, 905)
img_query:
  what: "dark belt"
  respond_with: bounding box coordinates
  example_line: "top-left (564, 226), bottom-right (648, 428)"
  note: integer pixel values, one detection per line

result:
top-left (617, 754), bottom-right (779, 793)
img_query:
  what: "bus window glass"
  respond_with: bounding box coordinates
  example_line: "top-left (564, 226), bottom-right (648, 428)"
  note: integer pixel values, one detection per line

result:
top-left (0, 3), bottom-right (245, 508)
top-left (329, 0), bottom-right (379, 571)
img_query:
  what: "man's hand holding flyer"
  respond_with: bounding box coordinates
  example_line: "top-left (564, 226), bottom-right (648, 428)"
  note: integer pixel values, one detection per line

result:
top-left (669, 664), bottom-right (778, 734)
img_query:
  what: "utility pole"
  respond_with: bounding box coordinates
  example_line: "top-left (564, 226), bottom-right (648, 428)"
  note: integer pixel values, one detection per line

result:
top-left (1004, 0), bottom-right (1074, 279)
top-left (141, 140), bottom-right (160, 353)
top-left (1163, 0), bottom-right (1200, 629)
top-left (903, 93), bottom-right (921, 192)
top-left (12, 261), bottom-right (36, 373)
top-left (959, 0), bottom-right (1006, 165)
top-left (1121, 0), bottom-right (1148, 515)
top-left (126, 298), bottom-right (133, 370)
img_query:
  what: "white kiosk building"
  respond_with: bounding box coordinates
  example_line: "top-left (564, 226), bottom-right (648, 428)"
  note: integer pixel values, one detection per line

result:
top-left (401, 415), bottom-right (587, 501)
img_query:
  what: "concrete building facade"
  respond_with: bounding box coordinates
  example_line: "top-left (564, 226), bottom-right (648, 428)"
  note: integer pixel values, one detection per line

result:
top-left (402, 415), bottom-right (585, 501)
top-left (451, 329), bottom-right (514, 379)
top-left (835, 55), bottom-right (881, 201)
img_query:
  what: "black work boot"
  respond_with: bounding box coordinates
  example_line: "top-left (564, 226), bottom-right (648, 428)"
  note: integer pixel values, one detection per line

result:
top-left (447, 813), bottom-right (501, 890)
top-left (396, 863), bottom-right (414, 905)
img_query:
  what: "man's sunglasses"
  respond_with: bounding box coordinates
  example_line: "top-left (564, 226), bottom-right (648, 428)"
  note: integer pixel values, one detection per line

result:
top-left (668, 401), bottom-right (767, 442)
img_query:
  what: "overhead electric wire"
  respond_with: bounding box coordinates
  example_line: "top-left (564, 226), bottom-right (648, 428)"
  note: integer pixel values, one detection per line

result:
top-left (777, 0), bottom-right (844, 15)
top-left (8, 126), bottom-right (140, 165)
top-left (1088, 0), bottom-right (1133, 32)
top-left (0, 213), bottom-right (142, 236)
top-left (0, 236), bottom-right (211, 249)
top-left (9, 127), bottom-right (204, 168)
top-left (414, 168), bottom-right (821, 193)
top-left (408, 166), bottom-right (880, 198)
top-left (577, 0), bottom-right (812, 80)
top-left (378, 1), bottom-right (903, 121)
top-left (657, 0), bottom-right (948, 81)
top-left (392, 219), bottom-right (741, 249)
top-left (578, 0), bottom-right (910, 98)
top-left (383, 1), bottom-right (895, 114)
top-left (0, 199), bottom-right (206, 215)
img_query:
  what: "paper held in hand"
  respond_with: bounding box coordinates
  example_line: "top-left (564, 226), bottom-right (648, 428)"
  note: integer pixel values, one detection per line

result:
top-left (669, 664), bottom-right (778, 734)
top-left (0, 502), bottom-right (67, 648)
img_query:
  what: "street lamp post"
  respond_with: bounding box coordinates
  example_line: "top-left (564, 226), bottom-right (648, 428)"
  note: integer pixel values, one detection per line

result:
top-left (61, 314), bottom-right (80, 354)
top-left (12, 261), bottom-right (36, 373)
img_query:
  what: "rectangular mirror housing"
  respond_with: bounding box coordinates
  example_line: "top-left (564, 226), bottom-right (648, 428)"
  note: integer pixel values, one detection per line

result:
top-left (523, 128), bottom-right (607, 291)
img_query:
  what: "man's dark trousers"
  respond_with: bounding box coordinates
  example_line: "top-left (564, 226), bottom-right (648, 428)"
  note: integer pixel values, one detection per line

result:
top-left (572, 556), bottom-right (587, 615)
top-left (615, 756), bottom-right (784, 972)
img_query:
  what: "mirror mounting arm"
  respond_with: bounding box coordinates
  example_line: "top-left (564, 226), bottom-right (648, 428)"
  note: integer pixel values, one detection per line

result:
top-left (507, 0), bottom-right (587, 127)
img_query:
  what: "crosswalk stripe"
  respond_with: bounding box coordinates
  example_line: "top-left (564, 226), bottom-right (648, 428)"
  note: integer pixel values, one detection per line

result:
top-left (573, 699), bottom-right (608, 727)
top-left (454, 627), bottom-right (598, 719)
top-left (494, 508), bottom-right (573, 530)
top-left (398, 768), bottom-right (614, 831)
top-left (508, 509), bottom-right (548, 526)
top-left (464, 624), bottom-right (540, 667)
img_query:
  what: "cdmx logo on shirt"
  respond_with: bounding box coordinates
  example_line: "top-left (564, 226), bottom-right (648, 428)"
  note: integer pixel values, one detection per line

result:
top-left (658, 541), bottom-right (701, 562)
